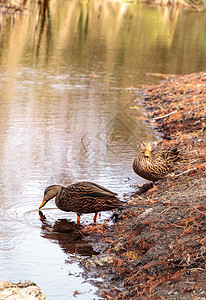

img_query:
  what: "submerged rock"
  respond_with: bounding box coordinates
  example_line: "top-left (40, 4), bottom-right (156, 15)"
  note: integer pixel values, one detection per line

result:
top-left (0, 281), bottom-right (46, 300)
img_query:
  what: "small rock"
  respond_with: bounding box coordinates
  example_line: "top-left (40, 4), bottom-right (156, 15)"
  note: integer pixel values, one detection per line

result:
top-left (0, 281), bottom-right (46, 300)
top-left (113, 242), bottom-right (125, 252)
top-left (81, 254), bottom-right (114, 269)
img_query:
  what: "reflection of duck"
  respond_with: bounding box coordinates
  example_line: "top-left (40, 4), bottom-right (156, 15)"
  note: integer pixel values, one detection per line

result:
top-left (133, 142), bottom-right (181, 188)
top-left (39, 181), bottom-right (124, 225)
top-left (39, 211), bottom-right (99, 256)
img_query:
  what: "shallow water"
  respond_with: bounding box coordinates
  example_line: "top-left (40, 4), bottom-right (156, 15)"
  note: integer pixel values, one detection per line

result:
top-left (0, 1), bottom-right (206, 298)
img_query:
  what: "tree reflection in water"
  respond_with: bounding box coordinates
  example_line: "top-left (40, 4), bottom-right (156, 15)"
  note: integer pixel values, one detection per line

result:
top-left (39, 211), bottom-right (99, 257)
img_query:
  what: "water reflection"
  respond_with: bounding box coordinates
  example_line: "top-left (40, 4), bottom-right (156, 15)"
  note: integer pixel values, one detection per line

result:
top-left (1, 2), bottom-right (206, 78)
top-left (39, 211), bottom-right (99, 257)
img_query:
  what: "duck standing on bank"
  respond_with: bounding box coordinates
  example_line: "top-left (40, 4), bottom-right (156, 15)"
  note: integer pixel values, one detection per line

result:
top-left (133, 142), bottom-right (181, 189)
top-left (39, 181), bottom-right (124, 225)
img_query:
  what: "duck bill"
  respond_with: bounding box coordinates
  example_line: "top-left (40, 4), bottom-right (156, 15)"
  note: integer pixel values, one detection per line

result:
top-left (39, 199), bottom-right (47, 209)
top-left (144, 146), bottom-right (150, 157)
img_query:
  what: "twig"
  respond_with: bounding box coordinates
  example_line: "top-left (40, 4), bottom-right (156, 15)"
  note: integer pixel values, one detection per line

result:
top-left (170, 224), bottom-right (185, 228)
top-left (190, 206), bottom-right (206, 216)
top-left (152, 110), bottom-right (177, 121)
top-left (157, 207), bottom-right (172, 224)
top-left (189, 160), bottom-right (198, 164)
top-left (81, 133), bottom-right (88, 153)
top-left (175, 168), bottom-right (196, 177)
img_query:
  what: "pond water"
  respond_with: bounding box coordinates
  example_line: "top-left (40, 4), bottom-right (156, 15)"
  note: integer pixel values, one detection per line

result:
top-left (0, 1), bottom-right (206, 298)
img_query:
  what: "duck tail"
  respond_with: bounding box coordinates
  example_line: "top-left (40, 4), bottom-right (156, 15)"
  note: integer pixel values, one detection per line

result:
top-left (166, 147), bottom-right (182, 163)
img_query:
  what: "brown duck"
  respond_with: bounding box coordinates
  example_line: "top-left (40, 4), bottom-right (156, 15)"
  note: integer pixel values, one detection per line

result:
top-left (39, 181), bottom-right (124, 225)
top-left (133, 142), bottom-right (181, 189)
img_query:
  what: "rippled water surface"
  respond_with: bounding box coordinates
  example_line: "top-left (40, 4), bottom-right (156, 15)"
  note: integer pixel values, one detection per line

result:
top-left (0, 1), bottom-right (206, 298)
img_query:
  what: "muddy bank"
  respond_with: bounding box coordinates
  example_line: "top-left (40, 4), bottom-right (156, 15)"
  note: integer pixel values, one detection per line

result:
top-left (81, 72), bottom-right (206, 299)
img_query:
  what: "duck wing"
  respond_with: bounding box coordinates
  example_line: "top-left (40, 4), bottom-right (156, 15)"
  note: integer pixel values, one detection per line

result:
top-left (154, 147), bottom-right (180, 163)
top-left (66, 181), bottom-right (118, 198)
top-left (151, 146), bottom-right (181, 171)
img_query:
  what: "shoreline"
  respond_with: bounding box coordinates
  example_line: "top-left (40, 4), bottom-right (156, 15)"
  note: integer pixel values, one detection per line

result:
top-left (1, 72), bottom-right (205, 299)
top-left (82, 71), bottom-right (206, 299)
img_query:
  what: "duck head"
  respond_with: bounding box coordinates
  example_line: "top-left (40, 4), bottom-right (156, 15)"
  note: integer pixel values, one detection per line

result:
top-left (138, 141), bottom-right (152, 158)
top-left (39, 185), bottom-right (62, 209)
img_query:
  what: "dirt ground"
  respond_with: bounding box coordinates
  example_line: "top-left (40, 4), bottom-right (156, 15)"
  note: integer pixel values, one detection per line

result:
top-left (81, 72), bottom-right (206, 299)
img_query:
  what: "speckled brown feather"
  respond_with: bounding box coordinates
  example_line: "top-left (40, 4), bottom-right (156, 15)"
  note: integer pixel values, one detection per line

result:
top-left (133, 143), bottom-right (181, 182)
top-left (43, 181), bottom-right (124, 216)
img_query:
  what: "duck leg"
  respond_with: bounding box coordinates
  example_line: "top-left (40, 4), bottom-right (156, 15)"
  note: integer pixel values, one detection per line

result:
top-left (77, 215), bottom-right (81, 225)
top-left (148, 181), bottom-right (157, 193)
top-left (152, 181), bottom-right (157, 189)
top-left (93, 212), bottom-right (98, 223)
